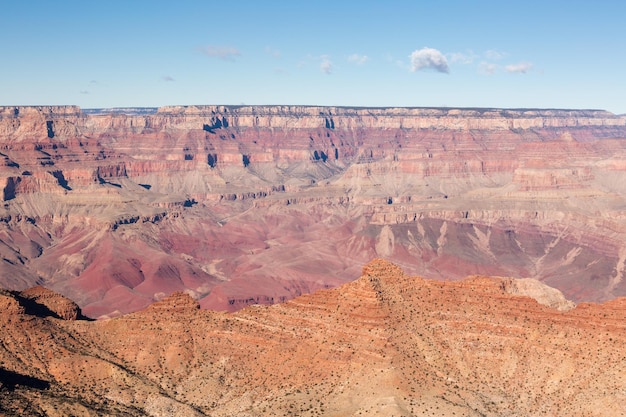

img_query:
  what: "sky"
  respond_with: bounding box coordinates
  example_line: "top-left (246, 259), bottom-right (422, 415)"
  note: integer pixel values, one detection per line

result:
top-left (2, 0), bottom-right (626, 113)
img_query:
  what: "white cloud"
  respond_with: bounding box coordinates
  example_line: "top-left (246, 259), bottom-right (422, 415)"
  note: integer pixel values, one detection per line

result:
top-left (395, 59), bottom-right (408, 70)
top-left (200, 45), bottom-right (241, 61)
top-left (449, 51), bottom-right (477, 65)
top-left (409, 47), bottom-right (449, 73)
top-left (320, 56), bottom-right (333, 74)
top-left (264, 46), bottom-right (281, 58)
top-left (479, 62), bottom-right (497, 75)
top-left (484, 49), bottom-right (506, 60)
top-left (348, 53), bottom-right (369, 65)
top-left (505, 62), bottom-right (533, 74)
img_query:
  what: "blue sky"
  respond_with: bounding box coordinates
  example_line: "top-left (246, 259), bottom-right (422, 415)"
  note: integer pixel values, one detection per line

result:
top-left (2, 1), bottom-right (626, 113)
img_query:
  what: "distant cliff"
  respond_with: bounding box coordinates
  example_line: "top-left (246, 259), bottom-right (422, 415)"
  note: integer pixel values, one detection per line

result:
top-left (157, 105), bottom-right (626, 130)
top-left (2, 105), bottom-right (626, 138)
top-left (2, 105), bottom-right (626, 318)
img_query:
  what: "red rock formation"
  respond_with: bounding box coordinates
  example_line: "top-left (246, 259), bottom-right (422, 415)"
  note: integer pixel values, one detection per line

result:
top-left (1, 105), bottom-right (626, 317)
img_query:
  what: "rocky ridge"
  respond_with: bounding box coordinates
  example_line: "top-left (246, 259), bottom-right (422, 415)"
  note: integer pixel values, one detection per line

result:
top-left (0, 260), bottom-right (625, 416)
top-left (1, 105), bottom-right (626, 317)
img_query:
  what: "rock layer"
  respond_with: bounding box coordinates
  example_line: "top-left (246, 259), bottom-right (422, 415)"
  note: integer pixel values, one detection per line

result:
top-left (1, 105), bottom-right (626, 316)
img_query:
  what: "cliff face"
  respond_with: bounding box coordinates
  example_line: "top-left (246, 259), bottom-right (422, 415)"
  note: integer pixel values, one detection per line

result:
top-left (155, 105), bottom-right (626, 130)
top-left (1, 260), bottom-right (625, 416)
top-left (2, 105), bottom-right (625, 145)
top-left (1, 105), bottom-right (626, 317)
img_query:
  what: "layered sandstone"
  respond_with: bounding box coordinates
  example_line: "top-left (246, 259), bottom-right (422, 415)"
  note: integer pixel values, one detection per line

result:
top-left (1, 260), bottom-right (625, 416)
top-left (1, 105), bottom-right (626, 317)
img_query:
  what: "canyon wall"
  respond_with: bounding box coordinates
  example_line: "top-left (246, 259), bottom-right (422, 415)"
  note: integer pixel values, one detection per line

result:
top-left (1, 105), bottom-right (626, 317)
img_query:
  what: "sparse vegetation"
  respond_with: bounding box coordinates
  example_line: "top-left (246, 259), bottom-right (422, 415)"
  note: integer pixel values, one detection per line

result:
top-left (1, 258), bottom-right (626, 416)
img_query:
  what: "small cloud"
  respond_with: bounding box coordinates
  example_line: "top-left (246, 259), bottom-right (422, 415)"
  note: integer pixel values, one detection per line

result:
top-left (479, 62), bottom-right (497, 75)
top-left (274, 67), bottom-right (288, 75)
top-left (384, 54), bottom-right (408, 70)
top-left (162, 75), bottom-right (175, 82)
top-left (200, 45), bottom-right (241, 61)
top-left (409, 47), bottom-right (449, 73)
top-left (320, 55), bottom-right (333, 74)
top-left (449, 51), bottom-right (476, 65)
top-left (484, 49), bottom-right (506, 60)
top-left (80, 90), bottom-right (90, 95)
top-left (89, 80), bottom-right (98, 85)
top-left (395, 59), bottom-right (408, 70)
top-left (264, 46), bottom-right (281, 58)
top-left (348, 53), bottom-right (369, 65)
top-left (505, 62), bottom-right (533, 74)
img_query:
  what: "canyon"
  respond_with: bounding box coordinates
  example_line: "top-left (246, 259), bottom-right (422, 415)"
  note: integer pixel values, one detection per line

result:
top-left (1, 105), bottom-right (626, 317)
top-left (1, 259), bottom-right (625, 416)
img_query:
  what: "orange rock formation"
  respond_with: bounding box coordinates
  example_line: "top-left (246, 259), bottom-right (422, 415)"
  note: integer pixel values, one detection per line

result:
top-left (1, 260), bottom-right (625, 416)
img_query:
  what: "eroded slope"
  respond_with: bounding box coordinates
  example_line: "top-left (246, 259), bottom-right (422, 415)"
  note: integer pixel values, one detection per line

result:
top-left (1, 106), bottom-right (626, 316)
